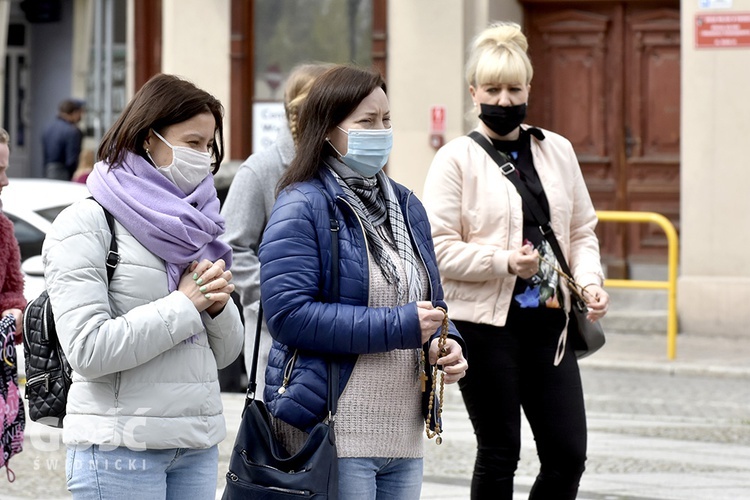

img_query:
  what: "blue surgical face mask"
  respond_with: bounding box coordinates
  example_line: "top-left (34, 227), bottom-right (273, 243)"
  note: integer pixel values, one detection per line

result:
top-left (330, 127), bottom-right (393, 177)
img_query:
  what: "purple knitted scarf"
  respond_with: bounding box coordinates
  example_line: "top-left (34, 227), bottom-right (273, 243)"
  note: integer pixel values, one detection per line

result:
top-left (87, 152), bottom-right (231, 291)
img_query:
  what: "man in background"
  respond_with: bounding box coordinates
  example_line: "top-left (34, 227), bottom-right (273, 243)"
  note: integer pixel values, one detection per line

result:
top-left (42, 98), bottom-right (85, 181)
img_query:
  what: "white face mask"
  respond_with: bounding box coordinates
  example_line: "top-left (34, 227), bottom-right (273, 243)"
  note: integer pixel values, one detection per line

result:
top-left (148, 129), bottom-right (212, 194)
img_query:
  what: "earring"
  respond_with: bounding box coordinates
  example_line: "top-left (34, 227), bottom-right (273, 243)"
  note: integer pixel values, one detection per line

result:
top-left (145, 147), bottom-right (150, 154)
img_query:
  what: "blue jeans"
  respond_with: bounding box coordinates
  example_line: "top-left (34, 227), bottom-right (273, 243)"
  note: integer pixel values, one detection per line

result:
top-left (338, 457), bottom-right (423, 500)
top-left (66, 444), bottom-right (218, 500)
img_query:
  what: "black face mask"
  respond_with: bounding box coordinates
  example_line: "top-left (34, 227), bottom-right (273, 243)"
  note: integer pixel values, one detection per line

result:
top-left (478, 103), bottom-right (527, 136)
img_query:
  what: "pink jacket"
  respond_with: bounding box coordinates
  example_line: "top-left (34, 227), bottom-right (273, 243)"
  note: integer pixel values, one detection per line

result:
top-left (422, 126), bottom-right (604, 327)
top-left (0, 213), bottom-right (26, 315)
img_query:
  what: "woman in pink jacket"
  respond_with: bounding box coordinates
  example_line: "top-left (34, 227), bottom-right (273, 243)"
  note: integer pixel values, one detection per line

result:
top-left (422, 22), bottom-right (610, 500)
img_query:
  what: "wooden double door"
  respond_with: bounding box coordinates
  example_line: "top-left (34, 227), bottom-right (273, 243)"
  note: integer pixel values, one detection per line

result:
top-left (522, 1), bottom-right (680, 277)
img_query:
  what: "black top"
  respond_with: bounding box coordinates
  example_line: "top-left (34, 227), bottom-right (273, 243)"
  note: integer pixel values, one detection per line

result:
top-left (492, 128), bottom-right (563, 310)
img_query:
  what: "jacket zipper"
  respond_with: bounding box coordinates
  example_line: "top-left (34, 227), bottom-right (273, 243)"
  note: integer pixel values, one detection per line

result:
top-left (42, 299), bottom-right (51, 343)
top-left (26, 373), bottom-right (51, 392)
top-left (113, 372), bottom-right (121, 409)
top-left (277, 350), bottom-right (298, 394)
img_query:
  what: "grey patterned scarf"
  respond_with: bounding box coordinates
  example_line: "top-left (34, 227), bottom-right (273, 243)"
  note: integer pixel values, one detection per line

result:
top-left (327, 160), bottom-right (423, 303)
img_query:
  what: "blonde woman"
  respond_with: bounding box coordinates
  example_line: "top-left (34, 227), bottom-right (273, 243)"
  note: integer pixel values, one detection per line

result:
top-left (221, 62), bottom-right (334, 396)
top-left (422, 22), bottom-right (609, 499)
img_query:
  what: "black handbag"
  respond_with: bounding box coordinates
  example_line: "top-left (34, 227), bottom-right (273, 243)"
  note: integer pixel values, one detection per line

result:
top-left (222, 349), bottom-right (340, 499)
top-left (468, 131), bottom-right (605, 359)
top-left (222, 217), bottom-right (341, 499)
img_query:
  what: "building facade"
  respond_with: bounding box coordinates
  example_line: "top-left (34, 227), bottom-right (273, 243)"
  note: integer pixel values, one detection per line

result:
top-left (3, 0), bottom-right (748, 337)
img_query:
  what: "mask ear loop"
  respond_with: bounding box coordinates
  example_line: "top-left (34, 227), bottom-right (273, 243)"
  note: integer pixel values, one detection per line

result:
top-left (147, 129), bottom-right (175, 169)
top-left (325, 137), bottom-right (345, 160)
top-left (152, 129), bottom-right (174, 149)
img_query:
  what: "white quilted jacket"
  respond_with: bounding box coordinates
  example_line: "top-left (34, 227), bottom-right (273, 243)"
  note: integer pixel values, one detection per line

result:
top-left (42, 198), bottom-right (243, 450)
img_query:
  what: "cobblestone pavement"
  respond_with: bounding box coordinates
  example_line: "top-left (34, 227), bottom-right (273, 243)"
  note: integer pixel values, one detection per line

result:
top-left (4, 331), bottom-right (750, 499)
top-left (419, 365), bottom-right (750, 500)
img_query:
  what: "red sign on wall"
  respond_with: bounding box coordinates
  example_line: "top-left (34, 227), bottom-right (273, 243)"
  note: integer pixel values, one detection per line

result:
top-left (695, 13), bottom-right (750, 48)
top-left (429, 105), bottom-right (446, 134)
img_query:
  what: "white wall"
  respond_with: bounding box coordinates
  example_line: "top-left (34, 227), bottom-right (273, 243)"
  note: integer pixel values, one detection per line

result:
top-left (386, 0), bottom-right (523, 197)
top-left (678, 0), bottom-right (750, 334)
top-left (160, 0), bottom-right (231, 152)
top-left (386, 0), bottom-right (466, 197)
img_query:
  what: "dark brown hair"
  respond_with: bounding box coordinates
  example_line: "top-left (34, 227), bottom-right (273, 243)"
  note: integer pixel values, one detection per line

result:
top-left (97, 73), bottom-right (224, 172)
top-left (59, 98), bottom-right (85, 114)
top-left (277, 65), bottom-right (386, 194)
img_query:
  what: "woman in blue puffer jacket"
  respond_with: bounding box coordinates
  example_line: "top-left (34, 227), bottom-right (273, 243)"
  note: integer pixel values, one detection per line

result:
top-left (258, 65), bottom-right (468, 499)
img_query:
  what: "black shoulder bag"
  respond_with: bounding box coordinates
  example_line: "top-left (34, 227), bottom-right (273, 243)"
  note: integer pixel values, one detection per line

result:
top-left (468, 131), bottom-right (605, 360)
top-left (222, 216), bottom-right (341, 499)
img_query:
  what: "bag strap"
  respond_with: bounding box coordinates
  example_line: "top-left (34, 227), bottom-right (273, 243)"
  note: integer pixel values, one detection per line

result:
top-left (467, 131), bottom-right (575, 282)
top-left (87, 197), bottom-right (119, 283)
top-left (469, 131), bottom-right (586, 365)
top-left (247, 209), bottom-right (341, 417)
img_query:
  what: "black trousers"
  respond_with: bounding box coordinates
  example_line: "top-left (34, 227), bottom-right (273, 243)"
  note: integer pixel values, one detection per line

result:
top-left (455, 307), bottom-right (587, 500)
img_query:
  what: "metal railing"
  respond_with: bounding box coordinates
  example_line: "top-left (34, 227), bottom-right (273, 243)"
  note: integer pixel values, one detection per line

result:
top-left (596, 211), bottom-right (679, 360)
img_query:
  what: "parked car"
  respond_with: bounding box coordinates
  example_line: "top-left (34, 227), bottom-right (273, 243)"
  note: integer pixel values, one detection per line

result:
top-left (3, 179), bottom-right (90, 379)
top-left (2, 179), bottom-right (91, 300)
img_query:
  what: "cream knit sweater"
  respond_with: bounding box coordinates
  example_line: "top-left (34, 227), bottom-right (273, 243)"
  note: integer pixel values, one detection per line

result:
top-left (274, 238), bottom-right (430, 458)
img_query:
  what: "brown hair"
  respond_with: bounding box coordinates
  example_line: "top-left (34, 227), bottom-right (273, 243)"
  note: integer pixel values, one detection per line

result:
top-left (97, 74), bottom-right (225, 173)
top-left (0, 127), bottom-right (9, 146)
top-left (59, 98), bottom-right (85, 115)
top-left (277, 65), bottom-right (386, 194)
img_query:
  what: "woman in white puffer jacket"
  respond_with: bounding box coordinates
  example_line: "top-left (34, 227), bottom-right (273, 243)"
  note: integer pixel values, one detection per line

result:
top-left (42, 74), bottom-right (243, 500)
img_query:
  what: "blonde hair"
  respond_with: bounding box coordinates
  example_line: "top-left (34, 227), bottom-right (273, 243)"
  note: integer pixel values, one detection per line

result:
top-left (465, 22), bottom-right (533, 88)
top-left (284, 62), bottom-right (335, 145)
top-left (0, 128), bottom-right (9, 146)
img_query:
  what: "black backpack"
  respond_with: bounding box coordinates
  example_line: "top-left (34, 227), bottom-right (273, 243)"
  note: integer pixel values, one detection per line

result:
top-left (22, 201), bottom-right (119, 428)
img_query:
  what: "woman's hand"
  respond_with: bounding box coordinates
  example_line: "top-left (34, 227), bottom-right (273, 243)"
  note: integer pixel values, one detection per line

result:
top-left (582, 284), bottom-right (609, 322)
top-left (508, 243), bottom-right (539, 279)
top-left (429, 337), bottom-right (467, 384)
top-left (416, 301), bottom-right (446, 344)
top-left (178, 259), bottom-right (235, 315)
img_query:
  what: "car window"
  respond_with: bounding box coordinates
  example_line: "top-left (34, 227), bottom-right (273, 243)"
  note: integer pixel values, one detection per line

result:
top-left (5, 213), bottom-right (45, 262)
top-left (36, 205), bottom-right (70, 223)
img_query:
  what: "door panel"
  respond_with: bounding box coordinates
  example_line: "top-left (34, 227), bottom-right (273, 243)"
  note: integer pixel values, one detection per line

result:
top-left (625, 8), bottom-right (681, 256)
top-left (526, 5), bottom-right (625, 273)
top-left (524, 1), bottom-right (680, 276)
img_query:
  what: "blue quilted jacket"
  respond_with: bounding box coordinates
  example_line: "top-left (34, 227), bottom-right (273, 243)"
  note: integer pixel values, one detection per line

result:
top-left (258, 166), bottom-right (465, 432)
